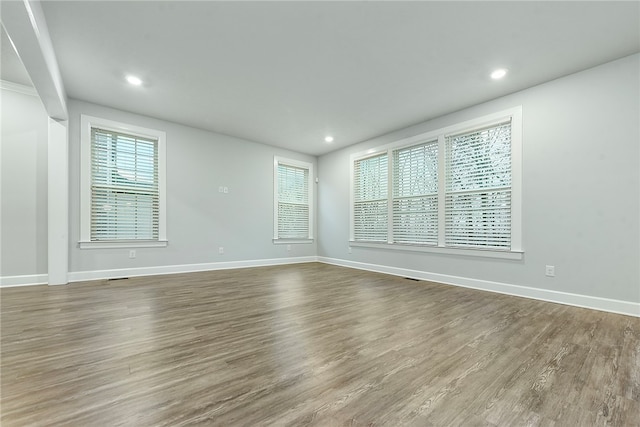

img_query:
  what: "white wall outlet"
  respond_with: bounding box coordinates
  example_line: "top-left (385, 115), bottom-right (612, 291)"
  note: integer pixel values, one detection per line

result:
top-left (129, 250), bottom-right (136, 259)
top-left (218, 247), bottom-right (224, 254)
top-left (286, 245), bottom-right (291, 251)
top-left (223, 186), bottom-right (229, 193)
top-left (218, 186), bottom-right (224, 193)
top-left (348, 247), bottom-right (352, 254)
top-left (545, 265), bottom-right (555, 277)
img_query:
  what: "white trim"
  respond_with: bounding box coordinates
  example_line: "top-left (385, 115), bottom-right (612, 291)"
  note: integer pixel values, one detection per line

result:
top-left (349, 155), bottom-right (355, 241)
top-left (509, 107), bottom-right (523, 251)
top-left (317, 257), bottom-right (640, 318)
top-left (349, 241), bottom-right (523, 260)
top-left (81, 115), bottom-right (166, 141)
top-left (437, 134), bottom-right (446, 247)
top-left (7, 260), bottom-right (638, 318)
top-left (273, 157), bottom-right (279, 239)
top-left (79, 240), bottom-right (168, 249)
top-left (67, 256), bottom-right (318, 282)
top-left (272, 239), bottom-right (313, 245)
top-left (0, 80), bottom-right (37, 96)
top-left (387, 146), bottom-right (394, 244)
top-left (0, 274), bottom-right (48, 287)
top-left (79, 115), bottom-right (167, 245)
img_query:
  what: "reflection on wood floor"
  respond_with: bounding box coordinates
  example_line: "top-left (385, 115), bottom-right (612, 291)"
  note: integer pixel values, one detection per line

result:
top-left (1, 263), bottom-right (639, 426)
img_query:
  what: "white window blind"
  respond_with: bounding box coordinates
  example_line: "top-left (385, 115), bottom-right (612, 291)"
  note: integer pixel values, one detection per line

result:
top-left (350, 107), bottom-right (521, 257)
top-left (277, 162), bottom-right (310, 239)
top-left (392, 140), bottom-right (438, 245)
top-left (445, 120), bottom-right (512, 249)
top-left (353, 153), bottom-right (388, 242)
top-left (91, 128), bottom-right (159, 241)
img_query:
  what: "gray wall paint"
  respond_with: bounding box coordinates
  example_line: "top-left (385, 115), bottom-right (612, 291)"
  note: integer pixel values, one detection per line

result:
top-left (1, 88), bottom-right (48, 276)
top-left (67, 99), bottom-right (317, 273)
top-left (318, 54), bottom-right (640, 303)
top-left (3, 54), bottom-right (639, 307)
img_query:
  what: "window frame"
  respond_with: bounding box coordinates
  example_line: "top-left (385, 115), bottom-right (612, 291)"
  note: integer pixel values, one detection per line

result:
top-left (79, 115), bottom-right (167, 249)
top-left (273, 156), bottom-right (314, 244)
top-left (349, 106), bottom-right (522, 260)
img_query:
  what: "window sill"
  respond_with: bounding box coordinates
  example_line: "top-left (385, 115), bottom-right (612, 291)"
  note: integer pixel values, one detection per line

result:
top-left (79, 240), bottom-right (168, 249)
top-left (349, 241), bottom-right (523, 260)
top-left (273, 239), bottom-right (314, 245)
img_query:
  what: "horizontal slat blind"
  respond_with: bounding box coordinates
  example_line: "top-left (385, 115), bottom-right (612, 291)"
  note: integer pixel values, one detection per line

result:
top-left (354, 153), bottom-right (388, 241)
top-left (445, 121), bottom-right (511, 249)
top-left (392, 140), bottom-right (438, 244)
top-left (91, 128), bottom-right (159, 241)
top-left (277, 163), bottom-right (309, 238)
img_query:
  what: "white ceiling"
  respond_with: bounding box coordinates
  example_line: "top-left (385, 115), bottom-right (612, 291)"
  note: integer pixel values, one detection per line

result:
top-left (1, 27), bottom-right (33, 87)
top-left (30, 1), bottom-right (640, 155)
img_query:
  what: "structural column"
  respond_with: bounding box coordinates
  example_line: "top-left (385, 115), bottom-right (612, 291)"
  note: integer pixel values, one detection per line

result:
top-left (48, 118), bottom-right (68, 285)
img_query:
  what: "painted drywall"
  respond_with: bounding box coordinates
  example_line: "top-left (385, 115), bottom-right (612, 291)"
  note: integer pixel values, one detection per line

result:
top-left (1, 86), bottom-right (49, 277)
top-left (67, 99), bottom-right (317, 274)
top-left (318, 54), bottom-right (640, 304)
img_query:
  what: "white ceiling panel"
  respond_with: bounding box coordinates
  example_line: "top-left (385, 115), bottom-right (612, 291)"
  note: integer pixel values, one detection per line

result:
top-left (38, 1), bottom-right (639, 155)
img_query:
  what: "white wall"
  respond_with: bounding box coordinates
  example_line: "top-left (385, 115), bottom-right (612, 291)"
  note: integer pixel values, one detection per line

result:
top-left (318, 54), bottom-right (640, 307)
top-left (0, 85), bottom-right (49, 280)
top-left (4, 53), bottom-right (639, 316)
top-left (67, 100), bottom-right (317, 277)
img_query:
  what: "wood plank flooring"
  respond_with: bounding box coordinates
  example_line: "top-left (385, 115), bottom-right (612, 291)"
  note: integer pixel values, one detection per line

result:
top-left (1, 262), bottom-right (639, 426)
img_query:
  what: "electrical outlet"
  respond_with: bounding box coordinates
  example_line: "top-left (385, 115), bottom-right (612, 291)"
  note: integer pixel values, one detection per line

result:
top-left (348, 247), bottom-right (352, 254)
top-left (218, 247), bottom-right (224, 254)
top-left (545, 265), bottom-right (555, 277)
top-left (223, 187), bottom-right (229, 194)
top-left (218, 186), bottom-right (224, 193)
top-left (129, 250), bottom-right (136, 259)
top-left (286, 245), bottom-right (291, 251)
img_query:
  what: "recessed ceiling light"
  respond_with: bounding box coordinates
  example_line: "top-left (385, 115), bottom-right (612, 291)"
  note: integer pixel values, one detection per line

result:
top-left (491, 69), bottom-right (508, 80)
top-left (324, 136), bottom-right (334, 143)
top-left (126, 75), bottom-right (143, 86)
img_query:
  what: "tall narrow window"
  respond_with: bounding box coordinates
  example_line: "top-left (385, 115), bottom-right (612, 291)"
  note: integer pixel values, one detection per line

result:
top-left (353, 153), bottom-right (388, 242)
top-left (392, 140), bottom-right (438, 245)
top-left (80, 115), bottom-right (167, 248)
top-left (91, 128), bottom-right (158, 240)
top-left (274, 157), bottom-right (313, 240)
top-left (445, 121), bottom-right (512, 249)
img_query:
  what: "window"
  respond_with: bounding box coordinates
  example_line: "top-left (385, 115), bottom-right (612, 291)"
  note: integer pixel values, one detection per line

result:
top-left (353, 153), bottom-right (388, 242)
top-left (350, 107), bottom-right (522, 258)
top-left (80, 115), bottom-right (167, 248)
top-left (445, 122), bottom-right (512, 249)
top-left (393, 140), bottom-right (438, 245)
top-left (273, 157), bottom-right (313, 241)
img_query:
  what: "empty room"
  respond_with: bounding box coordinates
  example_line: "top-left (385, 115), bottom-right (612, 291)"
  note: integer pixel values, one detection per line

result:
top-left (1, 1), bottom-right (639, 425)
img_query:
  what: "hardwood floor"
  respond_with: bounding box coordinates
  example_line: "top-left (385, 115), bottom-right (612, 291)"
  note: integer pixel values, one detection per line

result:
top-left (1, 262), bottom-right (639, 426)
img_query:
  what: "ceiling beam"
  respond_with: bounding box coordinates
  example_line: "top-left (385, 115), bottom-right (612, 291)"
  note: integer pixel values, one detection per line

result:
top-left (1, 0), bottom-right (67, 119)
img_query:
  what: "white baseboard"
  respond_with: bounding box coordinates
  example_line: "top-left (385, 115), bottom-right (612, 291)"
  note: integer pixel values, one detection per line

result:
top-left (6, 257), bottom-right (638, 318)
top-left (318, 257), bottom-right (640, 318)
top-left (67, 256), bottom-right (318, 282)
top-left (0, 274), bottom-right (48, 287)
